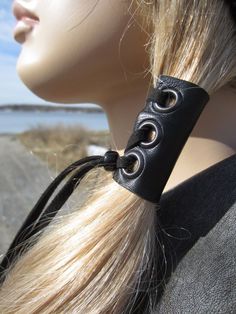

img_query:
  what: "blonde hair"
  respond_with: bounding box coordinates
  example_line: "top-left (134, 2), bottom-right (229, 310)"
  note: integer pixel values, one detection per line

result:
top-left (1, 0), bottom-right (236, 313)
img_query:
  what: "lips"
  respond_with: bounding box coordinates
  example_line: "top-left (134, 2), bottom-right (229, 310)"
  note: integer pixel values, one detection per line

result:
top-left (12, 1), bottom-right (39, 43)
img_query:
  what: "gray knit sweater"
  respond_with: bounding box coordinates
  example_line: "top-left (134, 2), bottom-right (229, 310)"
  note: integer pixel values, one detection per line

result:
top-left (154, 153), bottom-right (236, 313)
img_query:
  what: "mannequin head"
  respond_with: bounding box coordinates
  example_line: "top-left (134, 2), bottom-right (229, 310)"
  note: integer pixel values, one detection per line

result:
top-left (13, 0), bottom-right (236, 154)
top-left (13, 0), bottom-right (149, 105)
top-left (1, 1), bottom-right (236, 313)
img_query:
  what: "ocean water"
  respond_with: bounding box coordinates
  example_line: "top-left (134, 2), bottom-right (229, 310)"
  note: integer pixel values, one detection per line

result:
top-left (0, 110), bottom-right (109, 134)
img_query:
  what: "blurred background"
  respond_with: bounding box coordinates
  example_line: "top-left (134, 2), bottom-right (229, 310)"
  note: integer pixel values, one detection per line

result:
top-left (0, 1), bottom-right (109, 255)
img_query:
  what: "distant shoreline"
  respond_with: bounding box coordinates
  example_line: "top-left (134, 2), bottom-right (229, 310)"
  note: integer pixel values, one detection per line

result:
top-left (0, 104), bottom-right (104, 113)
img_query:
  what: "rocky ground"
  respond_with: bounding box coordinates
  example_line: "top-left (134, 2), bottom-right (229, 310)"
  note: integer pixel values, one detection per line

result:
top-left (0, 134), bottom-right (90, 258)
top-left (0, 134), bottom-right (54, 256)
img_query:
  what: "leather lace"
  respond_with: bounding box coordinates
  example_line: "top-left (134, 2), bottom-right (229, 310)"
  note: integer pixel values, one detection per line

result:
top-left (0, 125), bottom-right (151, 276)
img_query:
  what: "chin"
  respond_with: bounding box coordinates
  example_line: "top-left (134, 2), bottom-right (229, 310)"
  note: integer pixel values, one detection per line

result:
top-left (17, 73), bottom-right (92, 105)
top-left (16, 53), bottom-right (100, 105)
top-left (17, 64), bottom-right (77, 104)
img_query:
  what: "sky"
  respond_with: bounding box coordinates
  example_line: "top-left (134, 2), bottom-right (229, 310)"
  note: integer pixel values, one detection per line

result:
top-left (0, 0), bottom-right (94, 106)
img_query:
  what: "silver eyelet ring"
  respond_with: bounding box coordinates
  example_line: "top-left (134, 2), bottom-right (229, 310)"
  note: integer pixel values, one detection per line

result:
top-left (152, 88), bottom-right (179, 112)
top-left (139, 121), bottom-right (161, 148)
top-left (121, 151), bottom-right (143, 178)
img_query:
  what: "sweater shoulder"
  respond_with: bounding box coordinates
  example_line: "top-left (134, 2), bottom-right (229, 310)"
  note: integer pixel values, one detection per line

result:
top-left (154, 154), bottom-right (236, 313)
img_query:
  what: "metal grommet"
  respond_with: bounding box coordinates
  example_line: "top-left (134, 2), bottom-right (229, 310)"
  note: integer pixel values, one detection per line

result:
top-left (138, 121), bottom-right (161, 148)
top-left (152, 88), bottom-right (180, 112)
top-left (121, 151), bottom-right (143, 178)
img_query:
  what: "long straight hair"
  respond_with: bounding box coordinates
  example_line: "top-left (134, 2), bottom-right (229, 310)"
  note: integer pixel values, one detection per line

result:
top-left (0, 1), bottom-right (236, 313)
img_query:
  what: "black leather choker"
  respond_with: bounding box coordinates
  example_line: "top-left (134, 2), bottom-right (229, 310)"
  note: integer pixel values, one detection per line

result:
top-left (0, 75), bottom-right (209, 280)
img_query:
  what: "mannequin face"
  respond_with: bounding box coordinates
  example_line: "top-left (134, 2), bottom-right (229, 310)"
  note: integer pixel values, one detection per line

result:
top-left (12, 0), bottom-right (147, 104)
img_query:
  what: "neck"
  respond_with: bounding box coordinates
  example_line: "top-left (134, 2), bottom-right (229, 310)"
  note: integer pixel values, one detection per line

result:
top-left (102, 82), bottom-right (236, 191)
top-left (102, 77), bottom-right (151, 151)
top-left (164, 85), bottom-right (236, 191)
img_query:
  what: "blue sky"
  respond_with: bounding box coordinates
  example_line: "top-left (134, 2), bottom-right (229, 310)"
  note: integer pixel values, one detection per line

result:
top-left (0, 0), bottom-right (94, 106)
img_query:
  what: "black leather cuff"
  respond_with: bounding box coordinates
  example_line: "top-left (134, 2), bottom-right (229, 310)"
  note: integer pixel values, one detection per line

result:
top-left (113, 75), bottom-right (210, 203)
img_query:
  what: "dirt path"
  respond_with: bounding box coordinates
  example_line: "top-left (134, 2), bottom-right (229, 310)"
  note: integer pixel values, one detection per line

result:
top-left (0, 134), bottom-right (54, 256)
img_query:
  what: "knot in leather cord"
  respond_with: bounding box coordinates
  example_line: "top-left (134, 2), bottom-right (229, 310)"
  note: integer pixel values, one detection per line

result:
top-left (102, 127), bottom-right (150, 171)
top-left (103, 151), bottom-right (119, 171)
top-left (103, 151), bottom-right (134, 172)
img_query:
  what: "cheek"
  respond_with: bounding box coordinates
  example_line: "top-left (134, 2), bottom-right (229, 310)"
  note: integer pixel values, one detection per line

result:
top-left (17, 0), bottom-right (97, 80)
top-left (16, 0), bottom-right (130, 102)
